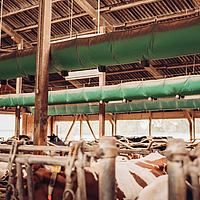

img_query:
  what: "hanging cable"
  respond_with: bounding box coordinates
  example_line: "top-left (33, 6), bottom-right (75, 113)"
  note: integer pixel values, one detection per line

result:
top-left (70, 0), bottom-right (73, 37)
top-left (0, 0), bottom-right (4, 48)
top-left (98, 0), bottom-right (100, 34)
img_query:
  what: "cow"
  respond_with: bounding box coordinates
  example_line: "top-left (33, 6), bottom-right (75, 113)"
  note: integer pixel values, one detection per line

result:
top-left (22, 152), bottom-right (166, 200)
top-left (135, 175), bottom-right (168, 200)
top-left (0, 162), bottom-right (8, 179)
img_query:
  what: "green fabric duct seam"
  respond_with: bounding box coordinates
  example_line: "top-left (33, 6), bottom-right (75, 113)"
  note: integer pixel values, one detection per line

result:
top-left (1, 16), bottom-right (200, 79)
top-left (28, 98), bottom-right (200, 115)
top-left (0, 75), bottom-right (200, 107)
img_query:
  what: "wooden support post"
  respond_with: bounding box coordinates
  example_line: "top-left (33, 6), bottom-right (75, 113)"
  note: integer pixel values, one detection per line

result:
top-left (149, 111), bottom-right (152, 136)
top-left (15, 106), bottom-right (21, 138)
top-left (22, 114), bottom-right (28, 135)
top-left (84, 115), bottom-right (97, 140)
top-left (114, 114), bottom-right (117, 136)
top-left (64, 115), bottom-right (79, 142)
top-left (99, 72), bottom-right (106, 138)
top-left (108, 119), bottom-right (114, 136)
top-left (80, 115), bottom-right (83, 139)
top-left (34, 0), bottom-right (52, 145)
top-left (47, 116), bottom-right (54, 136)
top-left (99, 102), bottom-right (105, 138)
top-left (192, 110), bottom-right (195, 140)
top-left (15, 44), bottom-right (23, 138)
top-left (183, 110), bottom-right (195, 141)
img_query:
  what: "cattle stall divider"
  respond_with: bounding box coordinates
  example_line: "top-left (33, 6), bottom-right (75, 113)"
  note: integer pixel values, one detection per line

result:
top-left (166, 138), bottom-right (200, 200)
top-left (0, 136), bottom-right (117, 200)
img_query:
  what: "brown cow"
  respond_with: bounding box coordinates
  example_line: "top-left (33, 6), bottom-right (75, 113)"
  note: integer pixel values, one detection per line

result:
top-left (23, 152), bottom-right (166, 200)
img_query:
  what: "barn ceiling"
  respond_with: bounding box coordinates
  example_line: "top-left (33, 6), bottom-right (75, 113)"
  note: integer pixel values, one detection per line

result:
top-left (0, 0), bottom-right (200, 94)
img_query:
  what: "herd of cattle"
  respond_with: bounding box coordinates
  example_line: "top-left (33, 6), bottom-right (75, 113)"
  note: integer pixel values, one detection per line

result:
top-left (0, 135), bottom-right (198, 200)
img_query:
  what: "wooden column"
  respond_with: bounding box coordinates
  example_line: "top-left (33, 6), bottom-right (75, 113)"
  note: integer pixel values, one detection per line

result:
top-left (64, 115), bottom-right (79, 142)
top-left (99, 72), bottom-right (106, 138)
top-left (80, 115), bottom-right (83, 139)
top-left (34, 0), bottom-right (52, 145)
top-left (15, 44), bottom-right (23, 138)
top-left (114, 114), bottom-right (117, 136)
top-left (99, 102), bottom-right (105, 138)
top-left (15, 106), bottom-right (21, 138)
top-left (183, 109), bottom-right (195, 141)
top-left (149, 111), bottom-right (152, 136)
top-left (192, 110), bottom-right (195, 140)
top-left (22, 114), bottom-right (28, 136)
top-left (84, 115), bottom-right (97, 140)
top-left (47, 116), bottom-right (54, 136)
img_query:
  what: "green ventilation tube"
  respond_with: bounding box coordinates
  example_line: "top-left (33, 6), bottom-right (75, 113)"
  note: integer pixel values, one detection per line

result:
top-left (0, 16), bottom-right (200, 79)
top-left (0, 75), bottom-right (199, 107)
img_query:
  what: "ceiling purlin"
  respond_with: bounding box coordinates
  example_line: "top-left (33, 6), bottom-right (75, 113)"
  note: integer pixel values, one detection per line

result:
top-left (1, 21), bottom-right (33, 48)
top-left (74, 0), bottom-right (113, 32)
top-left (144, 64), bottom-right (163, 79)
top-left (2, 0), bottom-right (164, 18)
top-left (2, 0), bottom-right (64, 18)
top-left (57, 72), bottom-right (82, 88)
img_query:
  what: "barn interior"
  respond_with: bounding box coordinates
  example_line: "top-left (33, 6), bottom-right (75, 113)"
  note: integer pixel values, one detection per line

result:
top-left (0, 1), bottom-right (200, 200)
top-left (1, 0), bottom-right (200, 143)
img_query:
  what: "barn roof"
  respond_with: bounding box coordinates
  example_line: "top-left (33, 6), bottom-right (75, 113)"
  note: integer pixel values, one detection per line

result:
top-left (0, 0), bottom-right (200, 114)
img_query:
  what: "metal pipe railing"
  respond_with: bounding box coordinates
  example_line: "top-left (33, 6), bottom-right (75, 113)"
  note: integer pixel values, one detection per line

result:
top-left (98, 136), bottom-right (118, 200)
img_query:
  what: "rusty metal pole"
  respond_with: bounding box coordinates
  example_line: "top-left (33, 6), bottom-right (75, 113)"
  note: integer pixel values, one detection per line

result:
top-left (166, 139), bottom-right (187, 200)
top-left (34, 0), bottom-right (52, 145)
top-left (98, 136), bottom-right (117, 200)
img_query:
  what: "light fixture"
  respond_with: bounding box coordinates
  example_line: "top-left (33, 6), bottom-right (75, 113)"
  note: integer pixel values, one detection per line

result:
top-left (175, 95), bottom-right (184, 99)
top-left (65, 68), bottom-right (103, 81)
top-left (148, 97), bottom-right (157, 101)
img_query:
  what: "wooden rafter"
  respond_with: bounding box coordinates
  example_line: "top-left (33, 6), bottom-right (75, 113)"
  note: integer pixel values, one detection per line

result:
top-left (17, 8), bottom-right (198, 44)
top-left (183, 109), bottom-right (193, 124)
top-left (0, 84), bottom-right (16, 95)
top-left (57, 72), bottom-right (82, 88)
top-left (144, 64), bottom-right (163, 79)
top-left (1, 21), bottom-right (32, 48)
top-left (183, 109), bottom-right (195, 140)
top-left (74, 0), bottom-right (112, 32)
top-left (2, 0), bottom-right (162, 20)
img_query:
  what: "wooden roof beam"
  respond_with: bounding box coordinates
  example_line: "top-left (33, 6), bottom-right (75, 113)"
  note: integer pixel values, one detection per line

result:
top-left (15, 7), bottom-right (199, 40)
top-left (183, 109), bottom-right (193, 124)
top-left (2, 0), bottom-right (162, 19)
top-left (74, 0), bottom-right (112, 32)
top-left (115, 9), bottom-right (199, 29)
top-left (1, 21), bottom-right (32, 48)
top-left (2, 0), bottom-right (64, 18)
top-left (57, 72), bottom-right (82, 88)
top-left (144, 64), bottom-right (163, 79)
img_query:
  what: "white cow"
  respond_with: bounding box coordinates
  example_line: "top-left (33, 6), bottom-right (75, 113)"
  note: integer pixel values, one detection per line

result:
top-left (136, 175), bottom-right (168, 200)
top-left (86, 152), bottom-right (167, 200)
